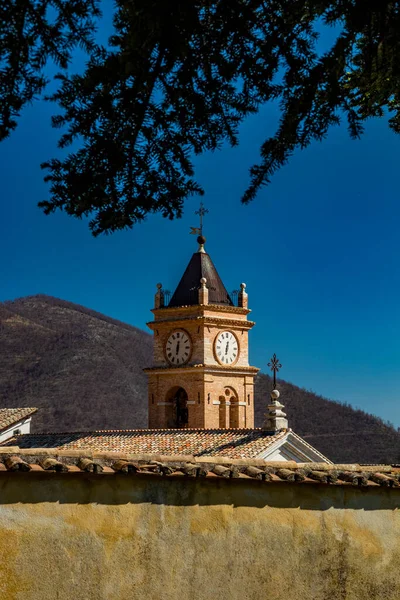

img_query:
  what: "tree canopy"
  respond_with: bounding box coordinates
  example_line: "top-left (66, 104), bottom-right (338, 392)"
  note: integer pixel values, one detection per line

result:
top-left (2, 1), bottom-right (400, 235)
top-left (0, 0), bottom-right (100, 140)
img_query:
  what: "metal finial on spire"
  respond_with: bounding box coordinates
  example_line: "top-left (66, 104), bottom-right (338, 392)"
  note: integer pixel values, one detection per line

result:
top-left (190, 201), bottom-right (208, 252)
top-left (195, 201), bottom-right (208, 236)
top-left (268, 353), bottom-right (282, 389)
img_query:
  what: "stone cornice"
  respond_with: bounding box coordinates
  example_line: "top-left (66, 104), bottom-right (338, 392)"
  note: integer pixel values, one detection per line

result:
top-left (143, 364), bottom-right (260, 375)
top-left (151, 304), bottom-right (251, 318)
top-left (147, 316), bottom-right (255, 330)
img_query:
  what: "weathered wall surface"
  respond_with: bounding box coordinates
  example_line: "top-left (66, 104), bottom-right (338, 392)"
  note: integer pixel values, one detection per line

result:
top-left (0, 474), bottom-right (399, 600)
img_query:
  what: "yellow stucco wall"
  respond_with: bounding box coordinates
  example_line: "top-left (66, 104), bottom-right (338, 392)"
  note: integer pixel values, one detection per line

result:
top-left (0, 473), bottom-right (399, 600)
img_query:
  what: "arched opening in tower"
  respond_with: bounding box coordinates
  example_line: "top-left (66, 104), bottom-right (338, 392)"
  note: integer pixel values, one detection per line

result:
top-left (222, 387), bottom-right (239, 429)
top-left (165, 387), bottom-right (189, 428)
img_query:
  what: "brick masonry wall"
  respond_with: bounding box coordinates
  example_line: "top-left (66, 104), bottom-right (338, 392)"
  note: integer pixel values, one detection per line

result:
top-left (146, 306), bottom-right (257, 428)
top-left (148, 371), bottom-right (254, 429)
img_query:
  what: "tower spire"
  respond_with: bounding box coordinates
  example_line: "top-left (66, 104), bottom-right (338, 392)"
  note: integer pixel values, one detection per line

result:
top-left (146, 208), bottom-right (259, 430)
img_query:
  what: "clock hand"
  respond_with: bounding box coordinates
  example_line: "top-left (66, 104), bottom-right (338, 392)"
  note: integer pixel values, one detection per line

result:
top-left (176, 341), bottom-right (180, 355)
top-left (225, 342), bottom-right (229, 355)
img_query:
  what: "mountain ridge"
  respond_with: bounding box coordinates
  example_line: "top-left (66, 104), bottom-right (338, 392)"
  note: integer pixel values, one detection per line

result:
top-left (1, 294), bottom-right (399, 463)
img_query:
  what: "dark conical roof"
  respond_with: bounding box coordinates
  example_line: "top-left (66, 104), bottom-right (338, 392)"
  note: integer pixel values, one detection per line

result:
top-left (169, 251), bottom-right (233, 308)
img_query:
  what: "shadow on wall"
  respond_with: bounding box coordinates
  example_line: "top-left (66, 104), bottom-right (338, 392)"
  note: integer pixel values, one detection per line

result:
top-left (0, 473), bottom-right (399, 512)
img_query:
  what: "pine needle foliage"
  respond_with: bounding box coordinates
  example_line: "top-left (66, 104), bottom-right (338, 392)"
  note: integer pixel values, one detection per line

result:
top-left (0, 0), bottom-right (100, 141)
top-left (2, 1), bottom-right (400, 235)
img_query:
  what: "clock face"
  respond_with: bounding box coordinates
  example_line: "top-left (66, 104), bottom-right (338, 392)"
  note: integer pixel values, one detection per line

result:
top-left (166, 330), bottom-right (192, 365)
top-left (214, 331), bottom-right (239, 365)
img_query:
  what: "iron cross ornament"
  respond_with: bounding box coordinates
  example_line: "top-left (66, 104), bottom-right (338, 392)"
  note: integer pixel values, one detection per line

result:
top-left (190, 201), bottom-right (209, 237)
top-left (195, 201), bottom-right (209, 235)
top-left (268, 353), bottom-right (282, 389)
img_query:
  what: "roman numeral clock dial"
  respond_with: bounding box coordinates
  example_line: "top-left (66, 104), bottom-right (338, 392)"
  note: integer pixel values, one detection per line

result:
top-left (214, 331), bottom-right (239, 366)
top-left (165, 330), bottom-right (192, 365)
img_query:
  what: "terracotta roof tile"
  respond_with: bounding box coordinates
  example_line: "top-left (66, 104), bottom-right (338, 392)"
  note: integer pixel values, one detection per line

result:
top-left (1, 428), bottom-right (288, 459)
top-left (0, 408), bottom-right (37, 432)
top-left (0, 451), bottom-right (397, 488)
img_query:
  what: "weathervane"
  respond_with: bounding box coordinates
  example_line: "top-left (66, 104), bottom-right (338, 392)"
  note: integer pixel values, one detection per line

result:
top-left (268, 353), bottom-right (282, 389)
top-left (190, 201), bottom-right (209, 236)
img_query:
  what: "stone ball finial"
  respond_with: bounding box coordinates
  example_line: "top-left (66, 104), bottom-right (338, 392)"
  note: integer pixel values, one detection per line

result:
top-left (270, 389), bottom-right (280, 400)
top-left (200, 277), bottom-right (207, 286)
top-left (156, 283), bottom-right (162, 290)
top-left (197, 235), bottom-right (206, 245)
top-left (240, 282), bottom-right (246, 290)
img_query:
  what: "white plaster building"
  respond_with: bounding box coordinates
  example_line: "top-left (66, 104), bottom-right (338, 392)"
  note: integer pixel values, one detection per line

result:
top-left (0, 408), bottom-right (37, 444)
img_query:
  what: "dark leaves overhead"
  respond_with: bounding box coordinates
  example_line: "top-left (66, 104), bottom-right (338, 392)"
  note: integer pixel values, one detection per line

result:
top-left (41, 0), bottom-right (280, 235)
top-left (3, 1), bottom-right (400, 235)
top-left (0, 0), bottom-right (100, 141)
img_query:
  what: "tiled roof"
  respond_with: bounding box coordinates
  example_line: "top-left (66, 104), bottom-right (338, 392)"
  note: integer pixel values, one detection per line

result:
top-left (0, 408), bottom-right (37, 432)
top-left (1, 428), bottom-right (288, 459)
top-left (0, 449), bottom-right (398, 488)
top-left (169, 251), bottom-right (233, 307)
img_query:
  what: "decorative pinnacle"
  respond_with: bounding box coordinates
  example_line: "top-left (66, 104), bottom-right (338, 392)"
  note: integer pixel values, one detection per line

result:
top-left (268, 353), bottom-right (282, 389)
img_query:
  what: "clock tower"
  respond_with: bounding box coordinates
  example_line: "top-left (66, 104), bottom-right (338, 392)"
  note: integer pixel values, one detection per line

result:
top-left (144, 234), bottom-right (259, 429)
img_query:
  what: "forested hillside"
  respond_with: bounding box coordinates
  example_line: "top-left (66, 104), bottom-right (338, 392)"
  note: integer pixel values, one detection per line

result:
top-left (0, 295), bottom-right (152, 431)
top-left (1, 295), bottom-right (399, 464)
top-left (254, 375), bottom-right (400, 464)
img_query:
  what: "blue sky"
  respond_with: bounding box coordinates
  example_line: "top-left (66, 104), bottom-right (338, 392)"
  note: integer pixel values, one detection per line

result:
top-left (1, 12), bottom-right (400, 427)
